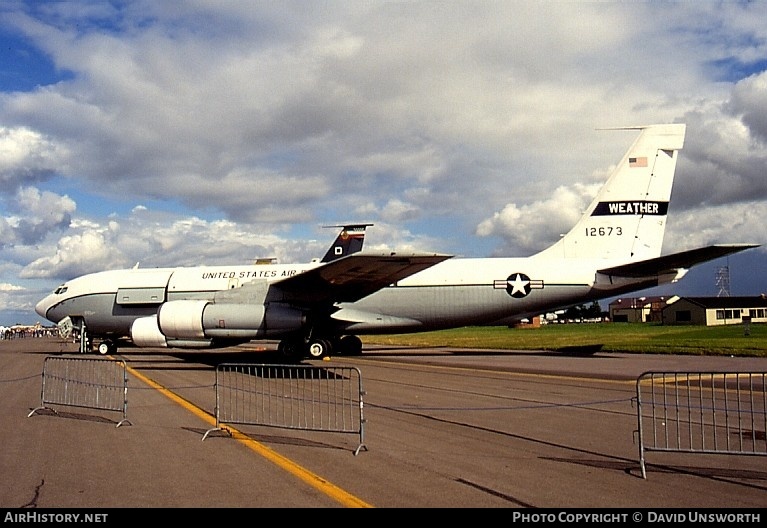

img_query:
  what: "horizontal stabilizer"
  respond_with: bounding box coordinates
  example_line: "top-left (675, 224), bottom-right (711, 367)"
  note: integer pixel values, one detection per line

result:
top-left (598, 244), bottom-right (759, 278)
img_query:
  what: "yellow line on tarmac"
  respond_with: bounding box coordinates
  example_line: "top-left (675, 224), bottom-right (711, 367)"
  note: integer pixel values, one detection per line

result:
top-left (126, 364), bottom-right (373, 508)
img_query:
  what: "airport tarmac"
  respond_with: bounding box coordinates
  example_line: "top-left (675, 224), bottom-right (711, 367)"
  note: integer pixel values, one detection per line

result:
top-left (1, 336), bottom-right (765, 511)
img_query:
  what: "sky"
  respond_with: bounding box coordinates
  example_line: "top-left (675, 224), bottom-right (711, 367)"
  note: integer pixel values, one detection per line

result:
top-left (1, 1), bottom-right (767, 327)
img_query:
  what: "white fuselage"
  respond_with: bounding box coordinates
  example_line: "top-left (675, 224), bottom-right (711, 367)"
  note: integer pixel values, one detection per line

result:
top-left (35, 254), bottom-right (671, 338)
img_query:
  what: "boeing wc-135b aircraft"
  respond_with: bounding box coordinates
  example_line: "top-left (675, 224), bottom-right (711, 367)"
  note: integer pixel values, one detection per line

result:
top-left (35, 124), bottom-right (758, 359)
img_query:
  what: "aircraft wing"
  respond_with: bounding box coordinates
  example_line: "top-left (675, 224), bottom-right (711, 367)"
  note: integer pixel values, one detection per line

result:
top-left (273, 252), bottom-right (452, 304)
top-left (598, 244), bottom-right (759, 278)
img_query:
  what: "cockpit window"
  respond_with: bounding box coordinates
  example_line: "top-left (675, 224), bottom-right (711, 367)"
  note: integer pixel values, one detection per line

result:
top-left (54, 285), bottom-right (68, 295)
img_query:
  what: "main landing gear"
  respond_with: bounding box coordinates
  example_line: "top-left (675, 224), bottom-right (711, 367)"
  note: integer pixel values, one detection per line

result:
top-left (277, 335), bottom-right (363, 360)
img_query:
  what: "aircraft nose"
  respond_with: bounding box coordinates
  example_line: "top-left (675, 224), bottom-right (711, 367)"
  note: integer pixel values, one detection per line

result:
top-left (35, 297), bottom-right (51, 320)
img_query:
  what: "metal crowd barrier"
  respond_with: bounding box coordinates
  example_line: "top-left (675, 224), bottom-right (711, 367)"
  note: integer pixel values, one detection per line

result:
top-left (635, 371), bottom-right (766, 479)
top-left (28, 356), bottom-right (131, 427)
top-left (203, 363), bottom-right (367, 455)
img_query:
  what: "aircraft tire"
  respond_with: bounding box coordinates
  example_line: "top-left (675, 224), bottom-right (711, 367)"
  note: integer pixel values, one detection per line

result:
top-left (307, 339), bottom-right (331, 359)
top-left (97, 340), bottom-right (115, 355)
top-left (278, 338), bottom-right (303, 360)
top-left (339, 335), bottom-right (363, 356)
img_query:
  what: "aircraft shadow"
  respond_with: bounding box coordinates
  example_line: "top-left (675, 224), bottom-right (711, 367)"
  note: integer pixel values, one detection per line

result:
top-left (361, 344), bottom-right (605, 357)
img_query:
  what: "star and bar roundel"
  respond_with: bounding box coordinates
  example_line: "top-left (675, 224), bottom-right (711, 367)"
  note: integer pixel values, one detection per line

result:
top-left (494, 273), bottom-right (544, 298)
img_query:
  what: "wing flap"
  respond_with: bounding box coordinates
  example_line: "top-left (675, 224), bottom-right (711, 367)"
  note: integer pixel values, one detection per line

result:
top-left (598, 244), bottom-right (759, 278)
top-left (275, 252), bottom-right (452, 303)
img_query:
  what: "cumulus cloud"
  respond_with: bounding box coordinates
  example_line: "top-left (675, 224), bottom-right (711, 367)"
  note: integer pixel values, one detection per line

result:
top-left (18, 207), bottom-right (341, 280)
top-left (729, 70), bottom-right (767, 145)
top-left (0, 3), bottom-right (704, 223)
top-left (21, 228), bottom-right (125, 279)
top-left (663, 200), bottom-right (767, 252)
top-left (476, 183), bottom-right (601, 255)
top-left (0, 126), bottom-right (66, 186)
top-left (0, 187), bottom-right (74, 247)
top-left (670, 110), bottom-right (767, 209)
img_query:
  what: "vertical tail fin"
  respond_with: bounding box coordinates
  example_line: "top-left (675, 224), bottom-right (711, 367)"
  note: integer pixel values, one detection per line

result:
top-left (320, 223), bottom-right (373, 262)
top-left (535, 124), bottom-right (686, 262)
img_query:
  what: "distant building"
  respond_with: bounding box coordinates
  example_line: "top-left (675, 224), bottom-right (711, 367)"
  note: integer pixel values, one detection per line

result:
top-left (661, 296), bottom-right (767, 326)
top-left (609, 296), bottom-right (671, 323)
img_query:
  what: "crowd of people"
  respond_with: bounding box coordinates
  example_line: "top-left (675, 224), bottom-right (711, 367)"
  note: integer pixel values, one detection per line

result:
top-left (0, 323), bottom-right (57, 339)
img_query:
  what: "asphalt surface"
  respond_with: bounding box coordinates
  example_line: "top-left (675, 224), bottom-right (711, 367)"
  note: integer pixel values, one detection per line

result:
top-left (1, 336), bottom-right (765, 512)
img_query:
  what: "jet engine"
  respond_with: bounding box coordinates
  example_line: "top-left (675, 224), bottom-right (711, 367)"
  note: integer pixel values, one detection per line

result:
top-left (130, 300), bottom-right (306, 348)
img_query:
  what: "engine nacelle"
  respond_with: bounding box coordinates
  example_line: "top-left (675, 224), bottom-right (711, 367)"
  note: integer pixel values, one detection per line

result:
top-left (158, 300), bottom-right (208, 339)
top-left (202, 303), bottom-right (306, 338)
top-left (131, 315), bottom-right (215, 348)
top-left (156, 299), bottom-right (305, 340)
top-left (131, 315), bottom-right (168, 347)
